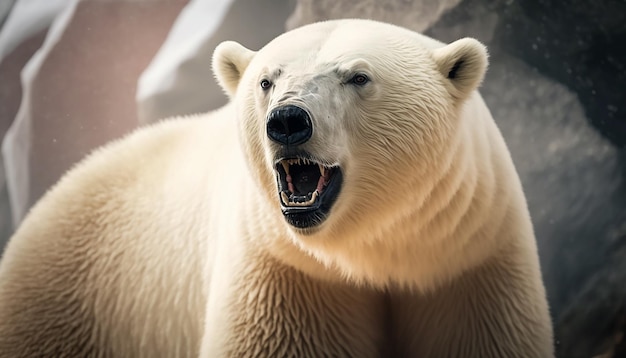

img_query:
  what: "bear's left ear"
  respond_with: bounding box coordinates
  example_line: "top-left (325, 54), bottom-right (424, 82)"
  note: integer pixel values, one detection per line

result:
top-left (432, 38), bottom-right (488, 101)
top-left (212, 41), bottom-right (256, 98)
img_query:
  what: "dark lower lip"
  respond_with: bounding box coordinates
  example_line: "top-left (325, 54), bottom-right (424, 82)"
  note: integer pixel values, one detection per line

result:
top-left (274, 157), bottom-right (343, 229)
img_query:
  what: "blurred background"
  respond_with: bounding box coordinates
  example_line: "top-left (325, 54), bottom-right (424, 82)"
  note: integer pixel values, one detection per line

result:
top-left (0, 0), bottom-right (624, 356)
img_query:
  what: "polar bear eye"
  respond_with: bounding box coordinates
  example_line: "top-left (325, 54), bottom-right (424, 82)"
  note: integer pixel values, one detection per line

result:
top-left (349, 73), bottom-right (370, 86)
top-left (260, 79), bottom-right (273, 90)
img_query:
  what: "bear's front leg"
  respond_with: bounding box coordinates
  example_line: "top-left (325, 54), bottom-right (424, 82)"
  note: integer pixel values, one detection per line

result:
top-left (200, 245), bottom-right (388, 357)
top-left (389, 245), bottom-right (554, 358)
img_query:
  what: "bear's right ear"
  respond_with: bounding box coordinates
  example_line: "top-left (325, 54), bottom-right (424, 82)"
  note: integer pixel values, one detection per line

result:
top-left (432, 38), bottom-right (488, 102)
top-left (212, 41), bottom-right (256, 98)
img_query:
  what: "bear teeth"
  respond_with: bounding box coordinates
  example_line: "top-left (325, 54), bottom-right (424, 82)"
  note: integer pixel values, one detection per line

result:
top-left (281, 190), bottom-right (319, 207)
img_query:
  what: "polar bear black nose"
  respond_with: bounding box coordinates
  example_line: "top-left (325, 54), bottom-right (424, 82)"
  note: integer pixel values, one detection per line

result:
top-left (266, 105), bottom-right (312, 146)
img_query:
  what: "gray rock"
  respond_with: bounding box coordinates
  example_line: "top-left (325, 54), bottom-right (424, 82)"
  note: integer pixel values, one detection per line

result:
top-left (287, 0), bottom-right (461, 32)
top-left (493, 0), bottom-right (626, 148)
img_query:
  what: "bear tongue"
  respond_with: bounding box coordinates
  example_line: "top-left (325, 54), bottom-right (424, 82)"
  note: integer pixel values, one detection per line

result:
top-left (286, 173), bottom-right (295, 193)
top-left (316, 175), bottom-right (325, 193)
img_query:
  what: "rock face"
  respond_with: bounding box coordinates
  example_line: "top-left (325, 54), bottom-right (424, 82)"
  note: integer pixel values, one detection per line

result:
top-left (291, 0), bottom-right (626, 356)
top-left (137, 0), bottom-right (294, 124)
top-left (286, 0), bottom-right (462, 32)
top-left (494, 0), bottom-right (626, 149)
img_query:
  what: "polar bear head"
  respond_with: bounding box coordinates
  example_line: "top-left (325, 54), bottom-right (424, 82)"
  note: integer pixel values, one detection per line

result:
top-left (212, 19), bottom-right (488, 243)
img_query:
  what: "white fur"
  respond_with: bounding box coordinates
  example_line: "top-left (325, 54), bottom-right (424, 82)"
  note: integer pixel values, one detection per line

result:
top-left (0, 19), bottom-right (553, 357)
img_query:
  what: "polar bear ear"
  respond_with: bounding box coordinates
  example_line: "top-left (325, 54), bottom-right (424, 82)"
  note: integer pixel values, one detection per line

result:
top-left (212, 41), bottom-right (256, 98)
top-left (432, 38), bottom-right (488, 101)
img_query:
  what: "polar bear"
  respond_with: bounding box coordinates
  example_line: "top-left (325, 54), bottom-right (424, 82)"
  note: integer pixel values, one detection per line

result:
top-left (0, 19), bottom-right (553, 357)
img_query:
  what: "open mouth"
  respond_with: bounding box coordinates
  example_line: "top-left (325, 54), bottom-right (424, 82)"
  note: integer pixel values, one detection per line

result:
top-left (274, 155), bottom-right (342, 229)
